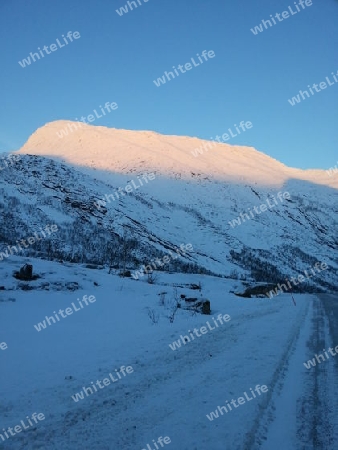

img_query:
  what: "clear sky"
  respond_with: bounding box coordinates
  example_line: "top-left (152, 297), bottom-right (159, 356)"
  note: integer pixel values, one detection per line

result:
top-left (0, 0), bottom-right (337, 170)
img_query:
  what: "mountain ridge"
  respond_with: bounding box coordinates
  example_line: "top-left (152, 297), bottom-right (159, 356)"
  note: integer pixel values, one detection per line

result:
top-left (0, 121), bottom-right (335, 293)
top-left (1, 153), bottom-right (336, 293)
top-left (17, 121), bottom-right (337, 189)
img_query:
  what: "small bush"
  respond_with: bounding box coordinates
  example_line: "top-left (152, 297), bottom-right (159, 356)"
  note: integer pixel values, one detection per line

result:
top-left (146, 308), bottom-right (159, 324)
top-left (167, 288), bottom-right (180, 323)
top-left (158, 292), bottom-right (167, 306)
top-left (147, 272), bottom-right (158, 284)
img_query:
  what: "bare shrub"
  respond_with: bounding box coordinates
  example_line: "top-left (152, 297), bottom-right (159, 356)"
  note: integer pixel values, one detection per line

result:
top-left (158, 291), bottom-right (167, 306)
top-left (230, 269), bottom-right (239, 280)
top-left (167, 288), bottom-right (180, 323)
top-left (147, 271), bottom-right (158, 284)
top-left (146, 307), bottom-right (159, 324)
top-left (190, 282), bottom-right (202, 291)
top-left (188, 303), bottom-right (199, 317)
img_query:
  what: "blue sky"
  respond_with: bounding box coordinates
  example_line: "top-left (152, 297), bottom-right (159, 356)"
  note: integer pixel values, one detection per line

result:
top-left (0, 0), bottom-right (337, 169)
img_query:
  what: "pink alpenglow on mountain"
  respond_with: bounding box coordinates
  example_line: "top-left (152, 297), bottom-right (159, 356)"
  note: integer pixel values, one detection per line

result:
top-left (18, 121), bottom-right (338, 189)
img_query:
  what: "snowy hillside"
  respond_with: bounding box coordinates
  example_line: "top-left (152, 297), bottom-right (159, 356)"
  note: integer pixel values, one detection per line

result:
top-left (1, 121), bottom-right (336, 291)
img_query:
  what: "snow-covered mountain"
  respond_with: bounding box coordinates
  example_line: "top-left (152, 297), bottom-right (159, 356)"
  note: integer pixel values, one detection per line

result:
top-left (1, 121), bottom-right (338, 450)
top-left (1, 120), bottom-right (337, 291)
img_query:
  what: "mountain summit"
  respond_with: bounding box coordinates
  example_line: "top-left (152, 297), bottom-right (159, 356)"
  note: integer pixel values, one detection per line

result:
top-left (18, 121), bottom-right (337, 189)
top-left (0, 120), bottom-right (334, 292)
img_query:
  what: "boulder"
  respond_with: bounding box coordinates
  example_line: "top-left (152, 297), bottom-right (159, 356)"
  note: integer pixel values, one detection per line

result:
top-left (201, 300), bottom-right (211, 315)
top-left (14, 264), bottom-right (34, 281)
top-left (181, 298), bottom-right (211, 315)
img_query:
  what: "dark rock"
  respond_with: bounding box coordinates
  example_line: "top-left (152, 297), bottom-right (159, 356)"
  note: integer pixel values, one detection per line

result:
top-left (20, 264), bottom-right (33, 280)
top-left (14, 264), bottom-right (39, 281)
top-left (19, 284), bottom-right (35, 291)
top-left (235, 284), bottom-right (277, 298)
top-left (201, 300), bottom-right (211, 315)
top-left (119, 270), bottom-right (131, 277)
top-left (181, 298), bottom-right (211, 315)
top-left (65, 281), bottom-right (79, 291)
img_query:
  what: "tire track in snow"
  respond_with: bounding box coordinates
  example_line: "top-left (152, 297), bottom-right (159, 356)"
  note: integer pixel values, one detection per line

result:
top-left (241, 295), bottom-right (311, 450)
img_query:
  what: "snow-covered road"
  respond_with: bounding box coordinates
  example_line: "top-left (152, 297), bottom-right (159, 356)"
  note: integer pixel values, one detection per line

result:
top-left (0, 259), bottom-right (337, 449)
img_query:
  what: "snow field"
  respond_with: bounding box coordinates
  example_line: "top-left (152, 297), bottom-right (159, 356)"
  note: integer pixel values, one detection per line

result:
top-left (0, 256), bottom-right (320, 449)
